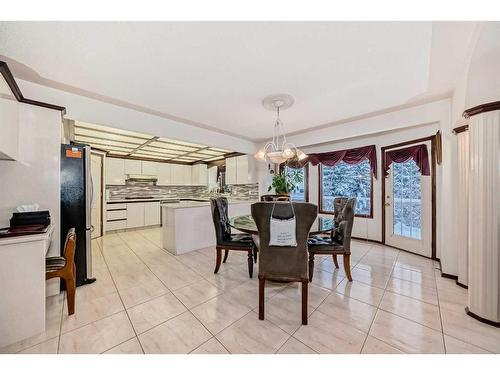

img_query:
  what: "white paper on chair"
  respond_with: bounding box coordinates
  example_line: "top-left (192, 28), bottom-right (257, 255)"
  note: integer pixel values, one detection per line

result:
top-left (269, 217), bottom-right (297, 247)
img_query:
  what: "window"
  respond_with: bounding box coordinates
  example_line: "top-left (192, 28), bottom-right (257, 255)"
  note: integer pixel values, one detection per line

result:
top-left (319, 160), bottom-right (373, 217)
top-left (284, 165), bottom-right (308, 202)
top-left (392, 159), bottom-right (421, 239)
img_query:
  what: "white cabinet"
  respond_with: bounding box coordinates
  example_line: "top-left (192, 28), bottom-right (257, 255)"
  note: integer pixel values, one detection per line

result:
top-left (105, 158), bottom-right (126, 185)
top-left (183, 165), bottom-right (192, 185)
top-left (126, 203), bottom-right (145, 228)
top-left (171, 164), bottom-right (185, 185)
top-left (157, 163), bottom-right (172, 185)
top-left (144, 202), bottom-right (160, 226)
top-left (124, 159), bottom-right (142, 175)
top-left (236, 155), bottom-right (249, 184)
top-left (208, 166), bottom-right (218, 188)
top-left (226, 155), bottom-right (252, 185)
top-left (191, 164), bottom-right (207, 185)
top-left (0, 97), bottom-right (19, 160)
top-left (141, 160), bottom-right (158, 175)
top-left (226, 157), bottom-right (237, 185)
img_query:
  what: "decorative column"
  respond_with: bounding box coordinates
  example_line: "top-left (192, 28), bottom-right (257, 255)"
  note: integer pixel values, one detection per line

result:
top-left (453, 123), bottom-right (469, 287)
top-left (465, 102), bottom-right (500, 326)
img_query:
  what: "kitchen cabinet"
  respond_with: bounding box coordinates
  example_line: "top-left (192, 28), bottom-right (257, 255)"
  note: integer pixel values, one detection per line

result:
top-left (225, 155), bottom-right (254, 185)
top-left (124, 159), bottom-right (142, 175)
top-left (0, 97), bottom-right (20, 161)
top-left (183, 165), bottom-right (192, 185)
top-left (191, 164), bottom-right (207, 185)
top-left (141, 160), bottom-right (158, 175)
top-left (105, 157), bottom-right (126, 185)
top-left (225, 156), bottom-right (237, 184)
top-left (144, 202), bottom-right (161, 226)
top-left (171, 164), bottom-right (191, 185)
top-left (126, 203), bottom-right (145, 228)
top-left (208, 166), bottom-right (218, 188)
top-left (157, 163), bottom-right (172, 185)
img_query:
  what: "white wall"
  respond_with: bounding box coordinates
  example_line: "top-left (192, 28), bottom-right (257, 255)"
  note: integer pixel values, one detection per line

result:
top-left (0, 102), bottom-right (62, 294)
top-left (17, 79), bottom-right (258, 155)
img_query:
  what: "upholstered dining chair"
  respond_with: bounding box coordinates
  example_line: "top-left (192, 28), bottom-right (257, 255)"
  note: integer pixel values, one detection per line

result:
top-left (46, 228), bottom-right (76, 315)
top-left (260, 194), bottom-right (291, 202)
top-left (307, 198), bottom-right (356, 282)
top-left (251, 201), bottom-right (317, 325)
top-left (210, 197), bottom-right (256, 278)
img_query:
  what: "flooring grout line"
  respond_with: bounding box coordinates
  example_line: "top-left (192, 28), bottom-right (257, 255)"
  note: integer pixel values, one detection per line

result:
top-left (434, 263), bottom-right (448, 354)
top-left (97, 234), bottom-right (146, 354)
top-left (115, 230), bottom-right (233, 353)
top-left (360, 248), bottom-right (400, 354)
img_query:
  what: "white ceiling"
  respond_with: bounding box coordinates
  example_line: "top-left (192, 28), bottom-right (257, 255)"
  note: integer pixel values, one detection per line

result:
top-left (0, 22), bottom-right (476, 141)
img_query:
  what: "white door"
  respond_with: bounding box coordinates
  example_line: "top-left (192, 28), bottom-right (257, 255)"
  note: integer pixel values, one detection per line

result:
top-left (90, 154), bottom-right (103, 238)
top-left (384, 141), bottom-right (432, 257)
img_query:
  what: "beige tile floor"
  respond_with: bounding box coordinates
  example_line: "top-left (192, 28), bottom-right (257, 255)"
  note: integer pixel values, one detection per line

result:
top-left (2, 227), bottom-right (499, 354)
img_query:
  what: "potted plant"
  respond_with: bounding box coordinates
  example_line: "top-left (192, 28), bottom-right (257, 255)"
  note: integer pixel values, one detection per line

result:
top-left (268, 169), bottom-right (304, 195)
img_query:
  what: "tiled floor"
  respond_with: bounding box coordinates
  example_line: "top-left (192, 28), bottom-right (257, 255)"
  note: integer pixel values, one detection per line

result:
top-left (2, 227), bottom-right (499, 354)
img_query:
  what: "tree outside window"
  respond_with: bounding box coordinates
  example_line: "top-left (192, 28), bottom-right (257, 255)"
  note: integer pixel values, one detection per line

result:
top-left (320, 160), bottom-right (372, 216)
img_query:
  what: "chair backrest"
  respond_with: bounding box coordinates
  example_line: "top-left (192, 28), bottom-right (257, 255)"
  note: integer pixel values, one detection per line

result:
top-left (260, 194), bottom-right (291, 202)
top-left (251, 202), bottom-right (317, 281)
top-left (332, 197), bottom-right (349, 224)
top-left (210, 197), bottom-right (231, 245)
top-left (336, 198), bottom-right (356, 253)
top-left (63, 228), bottom-right (77, 265)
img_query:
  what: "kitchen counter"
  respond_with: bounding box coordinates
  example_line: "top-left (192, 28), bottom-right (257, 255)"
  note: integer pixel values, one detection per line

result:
top-left (161, 200), bottom-right (255, 255)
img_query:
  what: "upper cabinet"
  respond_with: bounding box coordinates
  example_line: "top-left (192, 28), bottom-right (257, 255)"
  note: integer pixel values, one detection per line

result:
top-left (191, 164), bottom-right (208, 185)
top-left (105, 158), bottom-right (126, 185)
top-left (0, 97), bottom-right (20, 161)
top-left (225, 155), bottom-right (255, 185)
top-left (141, 160), bottom-right (158, 175)
top-left (157, 163), bottom-right (171, 185)
top-left (124, 159), bottom-right (142, 175)
top-left (171, 164), bottom-right (192, 185)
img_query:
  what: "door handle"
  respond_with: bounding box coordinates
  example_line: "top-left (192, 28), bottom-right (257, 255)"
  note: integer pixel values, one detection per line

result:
top-left (385, 202), bottom-right (391, 206)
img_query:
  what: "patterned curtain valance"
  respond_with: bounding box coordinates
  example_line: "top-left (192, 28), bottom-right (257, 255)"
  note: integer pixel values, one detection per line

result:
top-left (384, 144), bottom-right (430, 176)
top-left (286, 145), bottom-right (377, 178)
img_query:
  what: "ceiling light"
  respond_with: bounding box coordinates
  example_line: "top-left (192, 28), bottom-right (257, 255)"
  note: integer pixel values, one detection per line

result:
top-left (254, 94), bottom-right (306, 165)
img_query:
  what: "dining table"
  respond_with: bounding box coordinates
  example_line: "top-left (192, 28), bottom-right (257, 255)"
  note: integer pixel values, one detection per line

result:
top-left (229, 214), bottom-right (335, 235)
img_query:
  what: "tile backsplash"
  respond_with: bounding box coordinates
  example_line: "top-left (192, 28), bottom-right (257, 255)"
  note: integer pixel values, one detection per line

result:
top-left (107, 181), bottom-right (258, 201)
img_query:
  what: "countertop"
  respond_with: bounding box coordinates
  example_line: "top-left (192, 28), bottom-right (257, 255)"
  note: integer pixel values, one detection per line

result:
top-left (106, 197), bottom-right (207, 204)
top-left (0, 223), bottom-right (55, 246)
top-left (161, 199), bottom-right (256, 209)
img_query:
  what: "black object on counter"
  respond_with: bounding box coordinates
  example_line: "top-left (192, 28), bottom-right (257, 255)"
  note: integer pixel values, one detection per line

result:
top-left (10, 211), bottom-right (51, 228)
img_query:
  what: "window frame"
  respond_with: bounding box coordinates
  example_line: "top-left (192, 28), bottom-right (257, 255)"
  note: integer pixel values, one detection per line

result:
top-left (318, 163), bottom-right (374, 218)
top-left (280, 163), bottom-right (309, 202)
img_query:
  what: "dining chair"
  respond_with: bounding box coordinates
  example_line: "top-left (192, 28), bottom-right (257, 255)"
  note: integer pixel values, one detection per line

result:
top-left (46, 228), bottom-right (76, 315)
top-left (251, 201), bottom-right (317, 325)
top-left (260, 194), bottom-right (291, 202)
top-left (210, 197), bottom-right (256, 278)
top-left (307, 198), bottom-right (356, 282)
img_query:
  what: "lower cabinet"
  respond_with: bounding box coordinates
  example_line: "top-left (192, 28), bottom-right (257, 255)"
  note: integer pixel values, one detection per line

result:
top-left (106, 201), bottom-right (160, 231)
top-left (144, 202), bottom-right (161, 226)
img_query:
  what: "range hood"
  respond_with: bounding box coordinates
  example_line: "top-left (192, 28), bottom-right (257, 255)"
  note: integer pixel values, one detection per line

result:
top-left (126, 174), bottom-right (158, 182)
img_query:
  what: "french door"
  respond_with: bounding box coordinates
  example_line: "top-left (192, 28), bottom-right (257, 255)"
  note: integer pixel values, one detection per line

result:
top-left (384, 140), bottom-right (433, 257)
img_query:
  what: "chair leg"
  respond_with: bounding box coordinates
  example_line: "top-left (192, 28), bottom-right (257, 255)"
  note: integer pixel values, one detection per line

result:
top-left (301, 280), bottom-right (308, 325)
top-left (247, 250), bottom-right (253, 278)
top-left (259, 277), bottom-right (265, 320)
top-left (223, 249), bottom-right (229, 263)
top-left (343, 254), bottom-right (353, 281)
top-left (253, 247), bottom-right (258, 264)
top-left (214, 247), bottom-right (222, 274)
top-left (308, 253), bottom-right (315, 282)
top-left (65, 274), bottom-right (76, 315)
top-left (332, 254), bottom-right (339, 269)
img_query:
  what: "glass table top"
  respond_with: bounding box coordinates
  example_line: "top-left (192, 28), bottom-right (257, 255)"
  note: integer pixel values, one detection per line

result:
top-left (229, 214), bottom-right (335, 235)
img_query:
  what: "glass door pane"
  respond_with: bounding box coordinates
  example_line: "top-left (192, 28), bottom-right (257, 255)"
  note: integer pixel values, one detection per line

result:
top-left (392, 159), bottom-right (421, 240)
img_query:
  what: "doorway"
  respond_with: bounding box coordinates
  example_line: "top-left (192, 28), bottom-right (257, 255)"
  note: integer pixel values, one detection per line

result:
top-left (90, 152), bottom-right (103, 238)
top-left (381, 137), bottom-right (436, 258)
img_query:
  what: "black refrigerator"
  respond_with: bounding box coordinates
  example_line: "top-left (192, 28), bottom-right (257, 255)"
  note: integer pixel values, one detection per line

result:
top-left (61, 143), bottom-right (96, 287)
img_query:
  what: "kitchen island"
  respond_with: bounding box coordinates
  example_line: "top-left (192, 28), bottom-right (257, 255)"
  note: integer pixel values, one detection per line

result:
top-left (161, 199), bottom-right (254, 255)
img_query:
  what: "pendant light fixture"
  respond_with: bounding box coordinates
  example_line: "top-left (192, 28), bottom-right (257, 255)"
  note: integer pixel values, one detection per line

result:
top-left (254, 94), bottom-right (307, 165)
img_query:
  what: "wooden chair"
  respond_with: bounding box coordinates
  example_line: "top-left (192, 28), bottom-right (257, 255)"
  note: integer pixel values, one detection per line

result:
top-left (308, 198), bottom-right (356, 282)
top-left (46, 228), bottom-right (76, 315)
top-left (210, 198), bottom-right (256, 278)
top-left (251, 202), bottom-right (317, 325)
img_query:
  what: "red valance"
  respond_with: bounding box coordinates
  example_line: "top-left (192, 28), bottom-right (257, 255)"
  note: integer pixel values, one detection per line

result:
top-left (384, 144), bottom-right (430, 176)
top-left (287, 145), bottom-right (377, 178)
